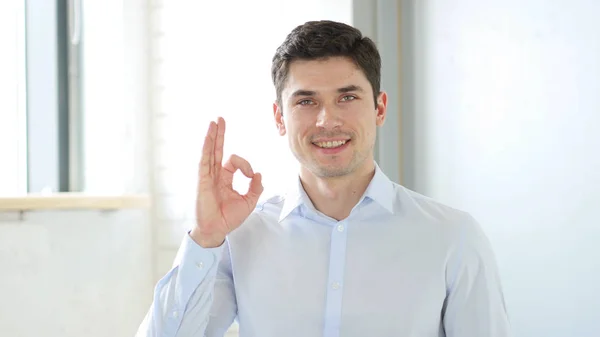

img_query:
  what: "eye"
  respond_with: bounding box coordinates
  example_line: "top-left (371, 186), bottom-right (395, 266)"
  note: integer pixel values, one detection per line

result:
top-left (297, 99), bottom-right (314, 106)
top-left (340, 95), bottom-right (357, 102)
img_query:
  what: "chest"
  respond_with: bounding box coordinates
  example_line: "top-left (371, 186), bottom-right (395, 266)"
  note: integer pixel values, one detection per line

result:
top-left (228, 218), bottom-right (449, 336)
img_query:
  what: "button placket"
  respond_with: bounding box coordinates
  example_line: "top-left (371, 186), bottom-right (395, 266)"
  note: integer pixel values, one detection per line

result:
top-left (322, 220), bottom-right (349, 337)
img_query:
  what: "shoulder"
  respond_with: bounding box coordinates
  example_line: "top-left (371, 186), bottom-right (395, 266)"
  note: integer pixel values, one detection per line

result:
top-left (396, 185), bottom-right (474, 226)
top-left (394, 184), bottom-right (488, 244)
top-left (395, 186), bottom-right (499, 273)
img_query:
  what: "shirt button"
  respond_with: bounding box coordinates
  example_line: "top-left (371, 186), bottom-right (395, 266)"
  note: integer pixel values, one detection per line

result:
top-left (172, 310), bottom-right (179, 318)
top-left (336, 224), bottom-right (344, 232)
top-left (196, 261), bottom-right (204, 269)
top-left (332, 282), bottom-right (341, 290)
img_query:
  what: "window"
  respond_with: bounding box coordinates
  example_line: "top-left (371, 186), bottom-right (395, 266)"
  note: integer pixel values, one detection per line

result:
top-left (0, 0), bottom-right (144, 196)
top-left (0, 0), bottom-right (27, 196)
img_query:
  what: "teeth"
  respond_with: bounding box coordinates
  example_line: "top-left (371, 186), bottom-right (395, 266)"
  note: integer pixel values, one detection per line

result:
top-left (315, 140), bottom-right (347, 148)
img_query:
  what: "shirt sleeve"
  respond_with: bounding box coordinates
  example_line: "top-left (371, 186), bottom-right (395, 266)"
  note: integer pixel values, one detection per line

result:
top-left (135, 234), bottom-right (238, 337)
top-left (442, 215), bottom-right (512, 337)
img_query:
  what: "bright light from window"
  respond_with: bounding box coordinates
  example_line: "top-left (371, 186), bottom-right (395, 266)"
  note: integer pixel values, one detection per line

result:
top-left (80, 0), bottom-right (127, 194)
top-left (0, 0), bottom-right (27, 196)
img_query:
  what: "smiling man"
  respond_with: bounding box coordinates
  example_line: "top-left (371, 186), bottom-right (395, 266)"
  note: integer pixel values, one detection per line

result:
top-left (136, 20), bottom-right (511, 337)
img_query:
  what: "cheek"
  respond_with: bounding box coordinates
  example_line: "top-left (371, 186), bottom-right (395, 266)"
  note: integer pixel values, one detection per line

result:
top-left (358, 118), bottom-right (378, 142)
top-left (282, 123), bottom-right (304, 148)
top-left (288, 117), bottom-right (313, 141)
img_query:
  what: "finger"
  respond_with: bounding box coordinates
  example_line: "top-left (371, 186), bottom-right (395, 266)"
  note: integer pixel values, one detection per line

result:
top-left (244, 172), bottom-right (264, 203)
top-left (214, 117), bottom-right (225, 172)
top-left (223, 154), bottom-right (254, 178)
top-left (200, 122), bottom-right (217, 176)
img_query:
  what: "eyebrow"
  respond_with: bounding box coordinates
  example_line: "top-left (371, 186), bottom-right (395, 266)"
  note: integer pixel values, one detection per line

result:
top-left (290, 85), bottom-right (365, 98)
top-left (291, 89), bottom-right (317, 97)
top-left (337, 85), bottom-right (365, 93)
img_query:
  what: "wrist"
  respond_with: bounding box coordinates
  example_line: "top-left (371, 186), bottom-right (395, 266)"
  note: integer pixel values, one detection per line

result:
top-left (190, 228), bottom-right (225, 248)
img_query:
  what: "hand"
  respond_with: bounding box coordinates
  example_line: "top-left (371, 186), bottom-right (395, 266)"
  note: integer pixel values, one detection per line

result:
top-left (190, 117), bottom-right (264, 248)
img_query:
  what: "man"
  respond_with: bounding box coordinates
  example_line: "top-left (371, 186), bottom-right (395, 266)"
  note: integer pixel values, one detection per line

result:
top-left (136, 20), bottom-right (510, 337)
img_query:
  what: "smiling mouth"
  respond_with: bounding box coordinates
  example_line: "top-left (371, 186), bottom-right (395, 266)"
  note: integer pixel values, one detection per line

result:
top-left (313, 140), bottom-right (350, 148)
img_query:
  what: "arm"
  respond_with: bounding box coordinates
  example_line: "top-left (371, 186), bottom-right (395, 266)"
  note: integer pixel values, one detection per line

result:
top-left (135, 234), bottom-right (237, 337)
top-left (442, 216), bottom-right (511, 337)
top-left (135, 117), bottom-right (261, 336)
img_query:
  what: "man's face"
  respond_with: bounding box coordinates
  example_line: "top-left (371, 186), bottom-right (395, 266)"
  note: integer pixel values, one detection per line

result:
top-left (274, 56), bottom-right (387, 178)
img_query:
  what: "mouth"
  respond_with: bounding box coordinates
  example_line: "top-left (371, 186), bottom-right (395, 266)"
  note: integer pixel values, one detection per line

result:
top-left (312, 139), bottom-right (350, 149)
top-left (311, 139), bottom-right (351, 155)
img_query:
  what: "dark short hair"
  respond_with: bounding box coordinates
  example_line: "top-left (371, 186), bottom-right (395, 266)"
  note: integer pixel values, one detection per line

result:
top-left (271, 20), bottom-right (381, 109)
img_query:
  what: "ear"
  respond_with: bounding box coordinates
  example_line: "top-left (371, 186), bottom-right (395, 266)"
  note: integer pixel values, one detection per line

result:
top-left (375, 91), bottom-right (388, 127)
top-left (273, 102), bottom-right (286, 136)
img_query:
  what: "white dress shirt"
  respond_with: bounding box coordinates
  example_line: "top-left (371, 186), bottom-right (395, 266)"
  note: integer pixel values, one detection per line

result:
top-left (136, 163), bottom-right (511, 337)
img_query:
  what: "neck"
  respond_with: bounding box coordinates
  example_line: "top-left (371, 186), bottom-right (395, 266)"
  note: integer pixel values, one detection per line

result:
top-left (299, 160), bottom-right (376, 221)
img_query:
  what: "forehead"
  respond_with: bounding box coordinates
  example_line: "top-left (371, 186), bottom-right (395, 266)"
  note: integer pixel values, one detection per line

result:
top-left (282, 56), bottom-right (370, 97)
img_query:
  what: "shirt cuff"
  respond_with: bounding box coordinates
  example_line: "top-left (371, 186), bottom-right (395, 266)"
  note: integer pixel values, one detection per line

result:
top-left (173, 232), bottom-right (225, 268)
top-left (172, 232), bottom-right (225, 306)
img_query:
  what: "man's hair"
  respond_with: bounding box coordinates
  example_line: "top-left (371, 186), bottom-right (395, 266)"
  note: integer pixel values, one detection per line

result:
top-left (271, 20), bottom-right (381, 109)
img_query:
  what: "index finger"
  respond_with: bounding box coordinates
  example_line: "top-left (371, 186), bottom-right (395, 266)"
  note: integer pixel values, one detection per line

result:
top-left (223, 154), bottom-right (254, 178)
top-left (214, 117), bottom-right (226, 171)
top-left (200, 121), bottom-right (217, 176)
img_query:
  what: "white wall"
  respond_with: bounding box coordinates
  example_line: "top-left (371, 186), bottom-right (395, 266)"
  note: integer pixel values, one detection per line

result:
top-left (401, 1), bottom-right (600, 336)
top-left (0, 210), bottom-right (153, 337)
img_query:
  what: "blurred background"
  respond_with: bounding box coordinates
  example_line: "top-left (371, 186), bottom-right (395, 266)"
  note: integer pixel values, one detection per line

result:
top-left (0, 0), bottom-right (598, 336)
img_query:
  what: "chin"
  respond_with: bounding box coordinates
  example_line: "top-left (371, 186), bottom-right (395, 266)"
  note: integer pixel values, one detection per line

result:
top-left (312, 163), bottom-right (354, 178)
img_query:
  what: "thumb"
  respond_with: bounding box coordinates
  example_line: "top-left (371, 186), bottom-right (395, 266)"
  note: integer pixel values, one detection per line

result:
top-left (244, 172), bottom-right (264, 204)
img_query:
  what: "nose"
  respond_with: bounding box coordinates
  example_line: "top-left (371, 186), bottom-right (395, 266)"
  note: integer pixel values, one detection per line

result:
top-left (315, 105), bottom-right (343, 129)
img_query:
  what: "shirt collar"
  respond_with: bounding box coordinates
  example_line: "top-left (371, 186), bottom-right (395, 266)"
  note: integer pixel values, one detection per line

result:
top-left (278, 162), bottom-right (395, 222)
